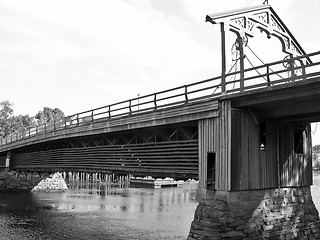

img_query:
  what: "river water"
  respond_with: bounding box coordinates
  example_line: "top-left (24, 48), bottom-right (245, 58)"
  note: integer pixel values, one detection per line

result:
top-left (2, 176), bottom-right (320, 240)
top-left (0, 181), bottom-right (205, 240)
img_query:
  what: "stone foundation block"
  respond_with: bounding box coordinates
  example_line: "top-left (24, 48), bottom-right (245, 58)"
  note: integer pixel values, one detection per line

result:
top-left (188, 187), bottom-right (320, 239)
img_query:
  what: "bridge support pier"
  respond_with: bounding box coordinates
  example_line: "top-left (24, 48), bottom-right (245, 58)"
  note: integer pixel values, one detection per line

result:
top-left (192, 100), bottom-right (320, 238)
top-left (0, 171), bottom-right (67, 192)
top-left (188, 187), bottom-right (320, 239)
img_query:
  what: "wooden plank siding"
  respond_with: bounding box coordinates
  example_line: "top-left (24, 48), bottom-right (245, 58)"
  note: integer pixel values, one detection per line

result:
top-left (305, 124), bottom-right (313, 186)
top-left (215, 101), bottom-right (232, 191)
top-left (279, 123), bottom-right (292, 187)
top-left (265, 121), bottom-right (279, 188)
top-left (198, 118), bottom-right (215, 189)
top-left (12, 140), bottom-right (199, 179)
top-left (278, 123), bottom-right (313, 187)
top-left (231, 109), bottom-right (312, 190)
top-left (248, 112), bottom-right (260, 189)
top-left (231, 110), bottom-right (260, 190)
top-left (198, 101), bottom-right (231, 190)
top-left (231, 110), bottom-right (248, 190)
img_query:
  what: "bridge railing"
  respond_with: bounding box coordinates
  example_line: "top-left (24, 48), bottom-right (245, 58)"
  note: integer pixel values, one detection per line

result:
top-left (1, 50), bottom-right (320, 146)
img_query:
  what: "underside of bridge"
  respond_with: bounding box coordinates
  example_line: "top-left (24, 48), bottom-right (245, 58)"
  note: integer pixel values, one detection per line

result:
top-left (0, 122), bottom-right (199, 180)
top-left (224, 77), bottom-right (320, 123)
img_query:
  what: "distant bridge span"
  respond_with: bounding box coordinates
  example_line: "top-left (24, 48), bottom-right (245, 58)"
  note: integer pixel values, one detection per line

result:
top-left (1, 50), bottom-right (320, 185)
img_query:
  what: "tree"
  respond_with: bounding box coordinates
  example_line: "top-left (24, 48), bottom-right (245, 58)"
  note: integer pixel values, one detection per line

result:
top-left (0, 100), bottom-right (14, 137)
top-left (313, 144), bottom-right (320, 172)
top-left (35, 107), bottom-right (65, 125)
top-left (0, 101), bottom-right (65, 139)
top-left (0, 100), bottom-right (56, 139)
top-left (10, 115), bottom-right (37, 133)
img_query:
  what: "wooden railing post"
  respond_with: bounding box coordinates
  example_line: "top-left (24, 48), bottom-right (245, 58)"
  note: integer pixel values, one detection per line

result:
top-left (220, 23), bottom-right (226, 93)
top-left (154, 93), bottom-right (157, 110)
top-left (266, 64), bottom-right (271, 86)
top-left (237, 36), bottom-right (245, 91)
top-left (184, 85), bottom-right (188, 103)
top-left (129, 100), bottom-right (132, 115)
top-left (289, 55), bottom-right (295, 81)
top-left (298, 59), bottom-right (306, 81)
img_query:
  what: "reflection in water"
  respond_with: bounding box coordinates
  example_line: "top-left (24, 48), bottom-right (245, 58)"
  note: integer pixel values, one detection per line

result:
top-left (0, 181), bottom-right (205, 240)
top-left (2, 176), bottom-right (320, 239)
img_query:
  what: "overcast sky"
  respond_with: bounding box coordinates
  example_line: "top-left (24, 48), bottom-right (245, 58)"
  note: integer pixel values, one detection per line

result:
top-left (1, 0), bottom-right (320, 143)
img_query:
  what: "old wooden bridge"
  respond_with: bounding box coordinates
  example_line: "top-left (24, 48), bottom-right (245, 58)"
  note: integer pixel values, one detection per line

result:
top-left (2, 4), bottom-right (320, 239)
top-left (1, 4), bottom-right (320, 192)
top-left (1, 47), bottom-right (320, 189)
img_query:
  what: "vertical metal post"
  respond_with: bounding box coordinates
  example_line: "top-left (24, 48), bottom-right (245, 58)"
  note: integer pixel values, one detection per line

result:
top-left (238, 36), bottom-right (245, 91)
top-left (220, 23), bottom-right (226, 93)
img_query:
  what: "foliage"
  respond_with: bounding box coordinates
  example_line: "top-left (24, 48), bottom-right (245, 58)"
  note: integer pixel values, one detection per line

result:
top-left (0, 101), bottom-right (14, 137)
top-left (35, 107), bottom-right (64, 125)
top-left (0, 101), bottom-right (64, 138)
top-left (10, 115), bottom-right (37, 133)
top-left (313, 144), bottom-right (320, 171)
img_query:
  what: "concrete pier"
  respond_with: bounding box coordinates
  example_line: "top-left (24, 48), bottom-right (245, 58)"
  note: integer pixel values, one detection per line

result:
top-left (32, 172), bottom-right (68, 192)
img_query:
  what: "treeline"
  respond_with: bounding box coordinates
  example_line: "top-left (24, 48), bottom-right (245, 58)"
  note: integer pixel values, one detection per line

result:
top-left (313, 145), bottom-right (320, 171)
top-left (0, 100), bottom-right (64, 138)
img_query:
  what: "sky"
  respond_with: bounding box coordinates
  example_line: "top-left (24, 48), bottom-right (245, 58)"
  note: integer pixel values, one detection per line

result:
top-left (1, 0), bottom-right (320, 144)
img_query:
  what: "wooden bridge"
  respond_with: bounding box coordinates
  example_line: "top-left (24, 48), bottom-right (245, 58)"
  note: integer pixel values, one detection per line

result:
top-left (1, 4), bottom-right (320, 193)
top-left (1, 48), bottom-right (320, 189)
top-left (1, 4), bottom-right (319, 239)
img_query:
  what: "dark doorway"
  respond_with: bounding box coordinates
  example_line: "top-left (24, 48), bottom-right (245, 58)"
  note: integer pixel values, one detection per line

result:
top-left (207, 152), bottom-right (215, 189)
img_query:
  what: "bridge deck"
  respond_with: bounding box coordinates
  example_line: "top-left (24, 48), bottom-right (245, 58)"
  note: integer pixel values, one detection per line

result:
top-left (1, 50), bottom-right (320, 151)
